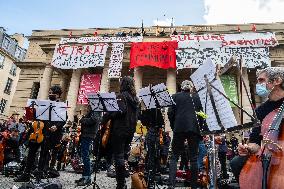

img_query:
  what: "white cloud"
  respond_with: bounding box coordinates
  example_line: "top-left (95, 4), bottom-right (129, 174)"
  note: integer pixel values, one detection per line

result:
top-left (203, 0), bottom-right (284, 24)
top-left (153, 18), bottom-right (173, 26)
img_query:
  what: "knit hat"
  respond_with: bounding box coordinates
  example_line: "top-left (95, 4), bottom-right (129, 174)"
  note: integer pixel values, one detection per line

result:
top-left (181, 80), bottom-right (193, 91)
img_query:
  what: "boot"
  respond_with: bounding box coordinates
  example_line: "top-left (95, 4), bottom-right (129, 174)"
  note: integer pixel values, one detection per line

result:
top-left (14, 172), bottom-right (30, 182)
top-left (115, 166), bottom-right (127, 189)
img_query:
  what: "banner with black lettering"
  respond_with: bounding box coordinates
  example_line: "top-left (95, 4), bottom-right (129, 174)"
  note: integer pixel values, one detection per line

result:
top-left (176, 47), bottom-right (270, 69)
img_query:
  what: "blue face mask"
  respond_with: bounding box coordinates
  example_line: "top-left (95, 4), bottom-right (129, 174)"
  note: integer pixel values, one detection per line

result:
top-left (256, 83), bottom-right (270, 97)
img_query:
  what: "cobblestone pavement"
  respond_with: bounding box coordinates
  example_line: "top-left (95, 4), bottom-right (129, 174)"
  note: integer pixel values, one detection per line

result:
top-left (0, 166), bottom-right (175, 189)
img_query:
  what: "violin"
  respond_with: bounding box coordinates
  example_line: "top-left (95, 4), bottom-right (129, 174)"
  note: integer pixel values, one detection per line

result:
top-left (29, 121), bottom-right (44, 143)
top-left (239, 104), bottom-right (284, 189)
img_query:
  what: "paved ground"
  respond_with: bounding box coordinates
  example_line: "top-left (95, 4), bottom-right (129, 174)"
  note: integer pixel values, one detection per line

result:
top-left (0, 166), bottom-right (173, 189)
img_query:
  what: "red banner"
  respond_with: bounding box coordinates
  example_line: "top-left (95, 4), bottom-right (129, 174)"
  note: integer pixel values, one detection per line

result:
top-left (77, 74), bottom-right (101, 104)
top-left (130, 41), bottom-right (178, 69)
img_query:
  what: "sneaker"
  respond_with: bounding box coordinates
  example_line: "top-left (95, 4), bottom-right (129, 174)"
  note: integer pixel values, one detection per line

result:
top-left (14, 173), bottom-right (30, 182)
top-left (77, 178), bottom-right (91, 186)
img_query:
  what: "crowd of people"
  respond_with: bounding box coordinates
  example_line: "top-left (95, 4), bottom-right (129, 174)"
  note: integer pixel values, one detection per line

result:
top-left (0, 67), bottom-right (283, 189)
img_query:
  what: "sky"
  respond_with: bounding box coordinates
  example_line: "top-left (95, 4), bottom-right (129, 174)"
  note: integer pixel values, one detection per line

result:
top-left (1, 0), bottom-right (284, 42)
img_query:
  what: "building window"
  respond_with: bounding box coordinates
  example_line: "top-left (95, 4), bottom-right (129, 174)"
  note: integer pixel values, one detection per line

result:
top-left (15, 47), bottom-right (22, 59)
top-left (30, 82), bottom-right (40, 99)
top-left (9, 64), bottom-right (17, 76)
top-left (0, 98), bottom-right (7, 114)
top-left (0, 53), bottom-right (4, 69)
top-left (2, 36), bottom-right (11, 51)
top-left (4, 78), bottom-right (13, 95)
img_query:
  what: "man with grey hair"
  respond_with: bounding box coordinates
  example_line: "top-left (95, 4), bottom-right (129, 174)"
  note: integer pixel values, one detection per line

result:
top-left (167, 80), bottom-right (203, 189)
top-left (230, 67), bottom-right (284, 185)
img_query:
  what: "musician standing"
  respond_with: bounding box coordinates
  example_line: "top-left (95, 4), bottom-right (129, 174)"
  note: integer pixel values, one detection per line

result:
top-left (167, 80), bottom-right (203, 189)
top-left (101, 76), bottom-right (140, 189)
top-left (75, 105), bottom-right (100, 186)
top-left (230, 67), bottom-right (284, 184)
top-left (15, 85), bottom-right (66, 182)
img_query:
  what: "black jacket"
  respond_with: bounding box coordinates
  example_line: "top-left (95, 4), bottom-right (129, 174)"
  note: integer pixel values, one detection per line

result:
top-left (80, 111), bottom-right (101, 139)
top-left (140, 109), bottom-right (164, 129)
top-left (168, 91), bottom-right (202, 134)
top-left (101, 91), bottom-right (140, 136)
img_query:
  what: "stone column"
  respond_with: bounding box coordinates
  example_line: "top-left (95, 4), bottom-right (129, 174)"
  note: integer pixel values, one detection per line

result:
top-left (165, 68), bottom-right (177, 133)
top-left (66, 69), bottom-right (82, 121)
top-left (38, 65), bottom-right (54, 100)
top-left (100, 67), bottom-right (110, 93)
top-left (166, 68), bottom-right (176, 94)
top-left (60, 73), bottom-right (69, 100)
top-left (133, 67), bottom-right (143, 92)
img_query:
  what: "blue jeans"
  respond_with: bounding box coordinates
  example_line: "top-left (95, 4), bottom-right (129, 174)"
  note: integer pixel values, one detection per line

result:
top-left (197, 141), bottom-right (207, 169)
top-left (81, 137), bottom-right (93, 177)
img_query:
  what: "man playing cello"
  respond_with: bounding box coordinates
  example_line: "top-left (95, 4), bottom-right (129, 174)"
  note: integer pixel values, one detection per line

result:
top-left (230, 67), bottom-right (284, 186)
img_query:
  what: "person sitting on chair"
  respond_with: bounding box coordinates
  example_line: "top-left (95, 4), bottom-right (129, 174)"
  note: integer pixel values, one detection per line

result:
top-left (230, 67), bottom-right (284, 184)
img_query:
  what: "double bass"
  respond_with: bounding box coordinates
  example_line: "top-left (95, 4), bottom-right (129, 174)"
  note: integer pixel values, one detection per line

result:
top-left (239, 103), bottom-right (284, 189)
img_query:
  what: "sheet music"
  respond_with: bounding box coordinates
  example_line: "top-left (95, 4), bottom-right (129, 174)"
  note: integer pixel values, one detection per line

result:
top-left (87, 92), bottom-right (120, 112)
top-left (51, 102), bottom-right (67, 121)
top-left (34, 100), bottom-right (67, 121)
top-left (190, 58), bottom-right (237, 131)
top-left (138, 86), bottom-right (156, 109)
top-left (36, 100), bottom-right (51, 121)
top-left (151, 83), bottom-right (175, 107)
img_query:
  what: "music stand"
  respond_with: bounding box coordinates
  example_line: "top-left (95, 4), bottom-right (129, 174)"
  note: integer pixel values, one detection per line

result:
top-left (83, 92), bottom-right (120, 189)
top-left (25, 99), bottom-right (67, 182)
top-left (190, 58), bottom-right (260, 188)
top-left (138, 83), bottom-right (175, 189)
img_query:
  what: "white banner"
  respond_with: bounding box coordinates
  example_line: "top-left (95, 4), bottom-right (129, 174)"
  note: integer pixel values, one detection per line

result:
top-left (108, 43), bottom-right (125, 78)
top-left (60, 36), bottom-right (143, 44)
top-left (51, 43), bottom-right (109, 69)
top-left (176, 47), bottom-right (270, 69)
top-left (171, 32), bottom-right (278, 48)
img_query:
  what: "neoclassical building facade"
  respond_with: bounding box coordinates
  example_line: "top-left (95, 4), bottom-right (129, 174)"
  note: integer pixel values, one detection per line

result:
top-left (10, 23), bottom-right (284, 128)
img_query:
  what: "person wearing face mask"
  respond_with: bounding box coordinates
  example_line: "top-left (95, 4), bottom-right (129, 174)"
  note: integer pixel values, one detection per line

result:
top-left (15, 85), bottom-right (66, 182)
top-left (230, 67), bottom-right (284, 185)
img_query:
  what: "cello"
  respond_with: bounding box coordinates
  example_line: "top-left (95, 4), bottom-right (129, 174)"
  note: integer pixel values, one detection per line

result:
top-left (239, 102), bottom-right (284, 189)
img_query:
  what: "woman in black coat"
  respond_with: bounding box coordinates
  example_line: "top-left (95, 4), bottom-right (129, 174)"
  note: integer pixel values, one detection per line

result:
top-left (101, 76), bottom-right (140, 189)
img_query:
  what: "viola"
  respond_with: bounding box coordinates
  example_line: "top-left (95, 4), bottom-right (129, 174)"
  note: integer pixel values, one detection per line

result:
top-left (159, 128), bottom-right (164, 145)
top-left (29, 121), bottom-right (44, 143)
top-left (239, 104), bottom-right (284, 189)
top-left (102, 120), bottom-right (111, 148)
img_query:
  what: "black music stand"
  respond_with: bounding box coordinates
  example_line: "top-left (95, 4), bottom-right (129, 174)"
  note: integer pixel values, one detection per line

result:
top-left (139, 83), bottom-right (175, 189)
top-left (25, 99), bottom-right (67, 183)
top-left (190, 58), bottom-right (260, 188)
top-left (83, 92), bottom-right (120, 189)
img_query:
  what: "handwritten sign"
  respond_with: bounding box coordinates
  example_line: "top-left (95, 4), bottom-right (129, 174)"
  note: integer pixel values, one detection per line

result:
top-left (190, 59), bottom-right (237, 131)
top-left (108, 43), bottom-right (124, 78)
top-left (77, 74), bottom-right (101, 104)
top-left (60, 36), bottom-right (143, 44)
top-left (51, 44), bottom-right (108, 69)
top-left (176, 47), bottom-right (270, 69)
top-left (130, 41), bottom-right (178, 69)
top-left (220, 75), bottom-right (238, 107)
top-left (171, 32), bottom-right (278, 48)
